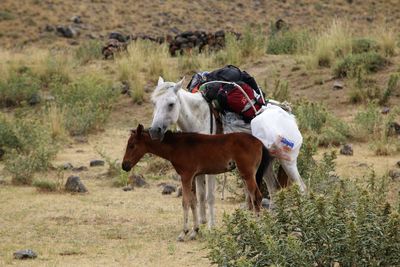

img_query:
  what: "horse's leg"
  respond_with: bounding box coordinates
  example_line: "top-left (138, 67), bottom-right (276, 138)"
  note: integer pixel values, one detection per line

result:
top-left (263, 158), bottom-right (279, 209)
top-left (188, 188), bottom-right (199, 240)
top-left (280, 159), bottom-right (307, 193)
top-left (177, 174), bottom-right (194, 242)
top-left (195, 174), bottom-right (207, 225)
top-left (206, 174), bottom-right (216, 228)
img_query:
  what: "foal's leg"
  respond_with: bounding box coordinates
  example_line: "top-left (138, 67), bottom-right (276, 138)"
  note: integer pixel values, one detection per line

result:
top-left (241, 174), bottom-right (262, 213)
top-left (195, 175), bottom-right (207, 225)
top-left (280, 159), bottom-right (307, 193)
top-left (177, 174), bottom-right (195, 242)
top-left (205, 174), bottom-right (216, 228)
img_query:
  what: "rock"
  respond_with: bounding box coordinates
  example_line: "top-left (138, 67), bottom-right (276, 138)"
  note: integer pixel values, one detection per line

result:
top-left (70, 15), bottom-right (82, 24)
top-left (389, 169), bottom-right (400, 180)
top-left (340, 144), bottom-right (353, 156)
top-left (176, 186), bottom-right (182, 197)
top-left (381, 107), bottom-right (390, 114)
top-left (122, 185), bottom-right (134, 191)
top-left (56, 25), bottom-right (78, 38)
top-left (389, 122), bottom-right (400, 135)
top-left (109, 32), bottom-right (127, 43)
top-left (261, 198), bottom-right (270, 209)
top-left (333, 80), bottom-right (344, 90)
top-left (0, 147), bottom-right (4, 160)
top-left (44, 24), bottom-right (54, 32)
top-left (121, 81), bottom-right (130, 94)
top-left (396, 161), bottom-right (400, 168)
top-left (72, 166), bottom-right (88, 172)
top-left (0, 177), bottom-right (6, 185)
top-left (129, 174), bottom-right (148, 187)
top-left (162, 184), bottom-right (176, 195)
top-left (13, 249), bottom-right (37, 260)
top-left (28, 93), bottom-right (41, 106)
top-left (74, 136), bottom-right (88, 143)
top-left (62, 163), bottom-right (73, 170)
top-left (65, 176), bottom-right (87, 193)
top-left (90, 160), bottom-right (105, 167)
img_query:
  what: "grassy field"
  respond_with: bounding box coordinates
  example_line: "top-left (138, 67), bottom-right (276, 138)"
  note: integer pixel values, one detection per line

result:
top-left (1, 1), bottom-right (400, 265)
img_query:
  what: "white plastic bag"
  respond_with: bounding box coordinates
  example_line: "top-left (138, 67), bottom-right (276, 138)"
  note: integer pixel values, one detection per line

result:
top-left (251, 105), bottom-right (302, 162)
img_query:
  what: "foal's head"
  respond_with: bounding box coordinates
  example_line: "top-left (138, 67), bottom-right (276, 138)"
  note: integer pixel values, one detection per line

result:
top-left (149, 77), bottom-right (184, 140)
top-left (122, 124), bottom-right (148, 172)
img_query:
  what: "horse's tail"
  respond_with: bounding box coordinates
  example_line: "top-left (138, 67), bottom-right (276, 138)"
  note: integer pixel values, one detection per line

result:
top-left (256, 146), bottom-right (271, 188)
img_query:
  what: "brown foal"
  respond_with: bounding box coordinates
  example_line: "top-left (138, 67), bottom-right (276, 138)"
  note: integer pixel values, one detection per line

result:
top-left (122, 124), bottom-right (269, 241)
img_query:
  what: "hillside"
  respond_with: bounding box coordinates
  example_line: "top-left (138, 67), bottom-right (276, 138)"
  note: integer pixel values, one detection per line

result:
top-left (1, 0), bottom-right (400, 48)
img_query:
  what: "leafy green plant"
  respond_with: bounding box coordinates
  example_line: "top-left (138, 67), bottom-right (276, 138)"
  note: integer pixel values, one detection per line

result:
top-left (207, 175), bottom-right (400, 266)
top-left (267, 30), bottom-right (309, 55)
top-left (0, 72), bottom-right (41, 107)
top-left (334, 52), bottom-right (388, 78)
top-left (352, 38), bottom-right (379, 54)
top-left (33, 179), bottom-right (58, 192)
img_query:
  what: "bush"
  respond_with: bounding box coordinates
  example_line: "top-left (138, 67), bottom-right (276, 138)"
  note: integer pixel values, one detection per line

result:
top-left (2, 117), bottom-right (58, 184)
top-left (334, 52), bottom-right (388, 78)
top-left (352, 38), bottom-right (379, 54)
top-left (52, 75), bottom-right (117, 135)
top-left (33, 179), bottom-right (58, 192)
top-left (267, 30), bottom-right (308, 55)
top-left (75, 40), bottom-right (103, 64)
top-left (207, 175), bottom-right (400, 266)
top-left (294, 101), bottom-right (350, 146)
top-left (0, 72), bottom-right (41, 107)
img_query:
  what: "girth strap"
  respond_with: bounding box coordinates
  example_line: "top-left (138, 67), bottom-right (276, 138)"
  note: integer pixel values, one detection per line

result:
top-left (208, 103), bottom-right (223, 134)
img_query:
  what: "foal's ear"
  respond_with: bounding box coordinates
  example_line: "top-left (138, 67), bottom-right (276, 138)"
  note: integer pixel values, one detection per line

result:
top-left (136, 124), bottom-right (144, 138)
top-left (173, 77), bottom-right (185, 93)
top-left (157, 76), bottom-right (164, 86)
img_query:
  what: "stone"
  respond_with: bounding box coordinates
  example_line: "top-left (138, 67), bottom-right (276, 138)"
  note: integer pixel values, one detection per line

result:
top-left (0, 177), bottom-right (6, 185)
top-left (0, 147), bottom-right (4, 160)
top-left (44, 24), bottom-right (54, 32)
top-left (90, 160), bottom-right (105, 167)
top-left (120, 81), bottom-right (130, 94)
top-left (389, 122), bottom-right (400, 135)
top-left (109, 32), bottom-right (127, 43)
top-left (13, 249), bottom-right (37, 260)
top-left (333, 80), bottom-right (344, 90)
top-left (74, 136), bottom-right (88, 143)
top-left (129, 174), bottom-right (148, 187)
top-left (261, 198), bottom-right (270, 209)
top-left (388, 169), bottom-right (400, 180)
top-left (28, 93), bottom-right (41, 106)
top-left (396, 161), bottom-right (400, 168)
top-left (122, 185), bottom-right (134, 191)
top-left (381, 107), bottom-right (390, 114)
top-left (162, 184), bottom-right (176, 195)
top-left (56, 25), bottom-right (78, 38)
top-left (70, 15), bottom-right (82, 24)
top-left (65, 176), bottom-right (87, 193)
top-left (62, 163), bottom-right (73, 170)
top-left (72, 166), bottom-right (88, 172)
top-left (340, 144), bottom-right (353, 156)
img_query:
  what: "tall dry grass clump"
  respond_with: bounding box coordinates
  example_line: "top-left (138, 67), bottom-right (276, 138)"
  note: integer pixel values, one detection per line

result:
top-left (305, 20), bottom-right (353, 69)
top-left (374, 27), bottom-right (398, 57)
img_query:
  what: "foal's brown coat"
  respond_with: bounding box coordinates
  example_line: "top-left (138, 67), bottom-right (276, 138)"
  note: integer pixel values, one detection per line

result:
top-left (122, 124), bottom-right (264, 241)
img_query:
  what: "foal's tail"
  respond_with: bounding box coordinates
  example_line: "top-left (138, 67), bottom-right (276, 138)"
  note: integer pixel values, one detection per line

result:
top-left (256, 146), bottom-right (271, 188)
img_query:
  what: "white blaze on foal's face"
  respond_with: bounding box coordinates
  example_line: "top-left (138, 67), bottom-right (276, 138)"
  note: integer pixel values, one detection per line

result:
top-left (150, 77), bottom-right (184, 140)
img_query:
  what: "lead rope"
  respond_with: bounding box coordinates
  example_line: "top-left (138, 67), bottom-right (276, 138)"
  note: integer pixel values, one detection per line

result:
top-left (208, 103), bottom-right (214, 134)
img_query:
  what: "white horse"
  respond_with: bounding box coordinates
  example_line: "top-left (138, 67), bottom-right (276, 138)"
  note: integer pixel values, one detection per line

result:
top-left (149, 77), bottom-right (306, 235)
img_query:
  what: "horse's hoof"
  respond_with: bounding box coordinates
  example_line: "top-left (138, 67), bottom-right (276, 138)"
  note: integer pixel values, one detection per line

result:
top-left (188, 231), bottom-right (197, 240)
top-left (177, 232), bottom-right (186, 242)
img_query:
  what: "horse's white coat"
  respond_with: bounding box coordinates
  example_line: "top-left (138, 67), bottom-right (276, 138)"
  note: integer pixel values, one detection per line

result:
top-left (150, 77), bottom-right (306, 239)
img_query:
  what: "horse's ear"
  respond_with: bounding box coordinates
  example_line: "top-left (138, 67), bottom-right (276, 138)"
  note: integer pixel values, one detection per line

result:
top-left (173, 77), bottom-right (185, 93)
top-left (136, 124), bottom-right (144, 138)
top-left (157, 76), bottom-right (164, 86)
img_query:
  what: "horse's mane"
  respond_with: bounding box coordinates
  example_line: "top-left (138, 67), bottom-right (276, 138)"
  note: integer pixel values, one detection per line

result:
top-left (151, 82), bottom-right (178, 102)
top-left (162, 130), bottom-right (202, 143)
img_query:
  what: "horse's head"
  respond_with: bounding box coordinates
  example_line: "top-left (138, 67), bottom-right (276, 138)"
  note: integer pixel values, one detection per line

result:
top-left (122, 124), bottom-right (148, 172)
top-left (149, 76), bottom-right (184, 140)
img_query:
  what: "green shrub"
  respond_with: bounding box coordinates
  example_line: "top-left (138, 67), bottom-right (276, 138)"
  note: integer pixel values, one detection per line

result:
top-left (334, 52), bottom-right (388, 78)
top-left (271, 79), bottom-right (290, 102)
top-left (33, 179), bottom-right (57, 192)
top-left (75, 40), bottom-right (103, 64)
top-left (2, 117), bottom-right (58, 184)
top-left (352, 38), bottom-right (379, 54)
top-left (267, 30), bottom-right (309, 55)
top-left (52, 75), bottom-right (117, 135)
top-left (112, 170), bottom-right (129, 187)
top-left (207, 175), bottom-right (399, 266)
top-left (0, 72), bottom-right (41, 107)
top-left (294, 101), bottom-right (350, 146)
top-left (0, 11), bottom-right (14, 21)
